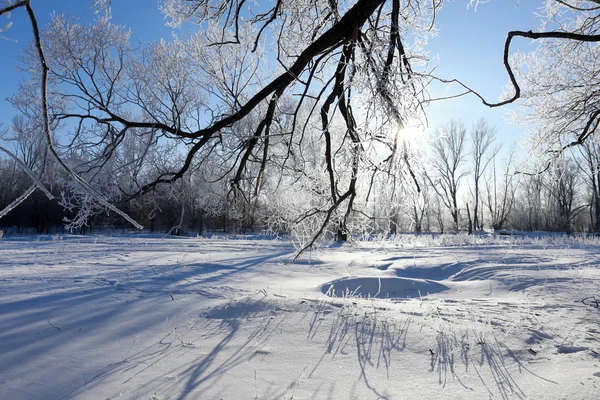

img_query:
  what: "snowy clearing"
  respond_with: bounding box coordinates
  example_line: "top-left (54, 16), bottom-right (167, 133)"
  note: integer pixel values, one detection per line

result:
top-left (1, 234), bottom-right (599, 399)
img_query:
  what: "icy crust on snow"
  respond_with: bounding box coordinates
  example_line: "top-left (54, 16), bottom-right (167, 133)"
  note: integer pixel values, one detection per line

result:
top-left (0, 234), bottom-right (599, 399)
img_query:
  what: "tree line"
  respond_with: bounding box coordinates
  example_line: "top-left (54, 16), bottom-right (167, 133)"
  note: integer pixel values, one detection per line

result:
top-left (2, 115), bottom-right (599, 238)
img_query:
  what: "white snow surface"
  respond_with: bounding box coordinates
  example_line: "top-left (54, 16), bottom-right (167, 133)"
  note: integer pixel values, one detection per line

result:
top-left (1, 233), bottom-right (599, 399)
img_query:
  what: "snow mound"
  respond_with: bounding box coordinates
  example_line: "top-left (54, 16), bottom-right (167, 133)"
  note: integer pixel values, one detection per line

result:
top-left (322, 276), bottom-right (448, 299)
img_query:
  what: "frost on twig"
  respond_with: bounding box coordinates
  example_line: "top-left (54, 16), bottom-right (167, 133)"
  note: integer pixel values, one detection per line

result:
top-left (0, 143), bottom-right (52, 199)
top-left (0, 185), bottom-right (36, 220)
top-left (0, 119), bottom-right (51, 219)
top-left (59, 178), bottom-right (143, 231)
top-left (59, 184), bottom-right (106, 232)
top-left (92, 0), bottom-right (112, 13)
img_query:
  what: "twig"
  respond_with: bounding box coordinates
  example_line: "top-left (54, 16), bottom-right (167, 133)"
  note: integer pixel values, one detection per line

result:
top-left (45, 319), bottom-right (61, 331)
top-left (582, 296), bottom-right (600, 308)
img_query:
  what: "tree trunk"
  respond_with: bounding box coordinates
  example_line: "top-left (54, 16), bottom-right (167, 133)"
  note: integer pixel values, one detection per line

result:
top-left (466, 202), bottom-right (473, 235)
top-left (336, 222), bottom-right (347, 242)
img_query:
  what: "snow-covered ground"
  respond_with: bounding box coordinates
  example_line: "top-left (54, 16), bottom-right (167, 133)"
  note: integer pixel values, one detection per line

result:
top-left (1, 233), bottom-right (599, 399)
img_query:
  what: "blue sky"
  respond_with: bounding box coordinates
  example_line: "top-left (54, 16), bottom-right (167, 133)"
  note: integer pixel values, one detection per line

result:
top-left (0, 0), bottom-right (542, 150)
top-left (425, 0), bottom-right (541, 153)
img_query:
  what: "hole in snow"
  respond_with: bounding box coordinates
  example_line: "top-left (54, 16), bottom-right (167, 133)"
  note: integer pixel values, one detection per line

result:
top-left (321, 277), bottom-right (448, 299)
top-left (556, 345), bottom-right (588, 354)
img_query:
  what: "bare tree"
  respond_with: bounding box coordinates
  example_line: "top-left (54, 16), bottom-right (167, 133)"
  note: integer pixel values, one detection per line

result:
top-left (547, 158), bottom-right (585, 233)
top-left (426, 120), bottom-right (468, 231)
top-left (577, 138), bottom-right (600, 232)
top-left (431, 195), bottom-right (445, 233)
top-left (470, 118), bottom-right (496, 231)
top-left (484, 144), bottom-right (518, 231)
top-left (0, 0), bottom-right (143, 230)
top-left (406, 177), bottom-right (431, 233)
top-left (0, 116), bottom-right (52, 220)
top-left (518, 172), bottom-right (545, 232)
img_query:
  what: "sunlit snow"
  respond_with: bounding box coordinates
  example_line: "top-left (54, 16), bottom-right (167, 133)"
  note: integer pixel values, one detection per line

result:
top-left (1, 233), bottom-right (599, 399)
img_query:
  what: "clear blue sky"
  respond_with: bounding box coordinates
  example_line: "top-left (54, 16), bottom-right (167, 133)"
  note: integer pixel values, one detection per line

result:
top-left (425, 0), bottom-right (541, 152)
top-left (0, 0), bottom-right (542, 150)
top-left (0, 0), bottom-right (173, 124)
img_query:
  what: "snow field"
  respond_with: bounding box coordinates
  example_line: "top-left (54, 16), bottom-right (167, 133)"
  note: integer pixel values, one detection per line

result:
top-left (0, 234), bottom-right (599, 399)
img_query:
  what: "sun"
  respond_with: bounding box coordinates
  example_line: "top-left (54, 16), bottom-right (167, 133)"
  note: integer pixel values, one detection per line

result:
top-left (396, 122), bottom-right (425, 148)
